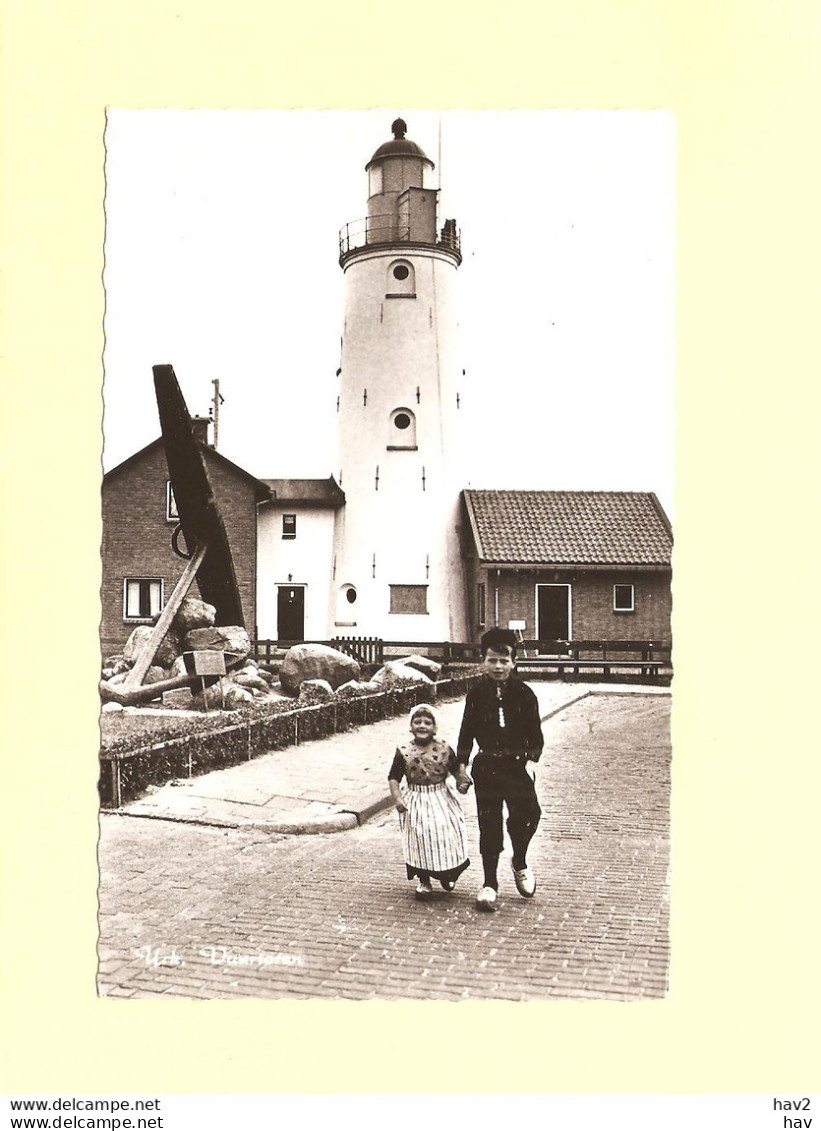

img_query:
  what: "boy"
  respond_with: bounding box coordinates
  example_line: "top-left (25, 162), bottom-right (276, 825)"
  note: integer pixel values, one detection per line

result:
top-left (456, 627), bottom-right (543, 911)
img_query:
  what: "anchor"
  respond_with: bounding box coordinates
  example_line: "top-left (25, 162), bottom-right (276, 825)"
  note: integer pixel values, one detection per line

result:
top-left (101, 364), bottom-right (246, 706)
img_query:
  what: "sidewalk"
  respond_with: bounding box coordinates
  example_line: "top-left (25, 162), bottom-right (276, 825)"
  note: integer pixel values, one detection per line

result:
top-left (115, 681), bottom-right (670, 834)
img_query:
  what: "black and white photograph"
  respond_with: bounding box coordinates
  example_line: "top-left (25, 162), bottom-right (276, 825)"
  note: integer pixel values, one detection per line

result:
top-left (97, 109), bottom-right (675, 1002)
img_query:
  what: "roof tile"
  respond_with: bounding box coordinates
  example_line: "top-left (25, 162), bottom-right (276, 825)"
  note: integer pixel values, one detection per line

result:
top-left (463, 490), bottom-right (672, 565)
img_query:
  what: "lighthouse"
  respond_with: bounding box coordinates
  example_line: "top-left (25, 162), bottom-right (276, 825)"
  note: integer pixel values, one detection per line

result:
top-left (331, 118), bottom-right (467, 642)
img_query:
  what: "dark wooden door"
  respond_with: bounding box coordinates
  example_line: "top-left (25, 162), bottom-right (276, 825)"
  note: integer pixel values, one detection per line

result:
top-left (537, 584), bottom-right (570, 641)
top-left (277, 586), bottom-right (305, 640)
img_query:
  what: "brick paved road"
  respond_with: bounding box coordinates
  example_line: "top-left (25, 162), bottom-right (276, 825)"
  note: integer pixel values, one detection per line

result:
top-left (98, 692), bottom-right (670, 1001)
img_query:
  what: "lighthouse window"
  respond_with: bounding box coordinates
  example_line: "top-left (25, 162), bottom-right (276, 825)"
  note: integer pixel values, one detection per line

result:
top-left (282, 514), bottom-right (297, 539)
top-left (388, 407), bottom-right (417, 449)
top-left (345, 586), bottom-right (357, 604)
top-left (389, 585), bottom-right (428, 615)
top-left (386, 259), bottom-right (415, 297)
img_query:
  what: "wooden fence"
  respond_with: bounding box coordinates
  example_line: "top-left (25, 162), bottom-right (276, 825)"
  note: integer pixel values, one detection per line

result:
top-left (252, 637), bottom-right (672, 678)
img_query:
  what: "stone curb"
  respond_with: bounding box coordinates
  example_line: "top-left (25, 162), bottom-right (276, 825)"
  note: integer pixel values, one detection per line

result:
top-left (112, 789), bottom-right (396, 837)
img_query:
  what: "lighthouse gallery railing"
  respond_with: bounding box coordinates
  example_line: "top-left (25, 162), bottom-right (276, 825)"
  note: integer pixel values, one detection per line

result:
top-left (338, 215), bottom-right (461, 260)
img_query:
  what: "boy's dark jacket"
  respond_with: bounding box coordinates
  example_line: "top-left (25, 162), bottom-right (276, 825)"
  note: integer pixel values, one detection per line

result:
top-left (456, 675), bottom-right (544, 764)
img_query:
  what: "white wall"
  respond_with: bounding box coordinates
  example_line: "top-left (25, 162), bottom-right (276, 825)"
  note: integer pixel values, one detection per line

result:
top-left (256, 505), bottom-right (338, 640)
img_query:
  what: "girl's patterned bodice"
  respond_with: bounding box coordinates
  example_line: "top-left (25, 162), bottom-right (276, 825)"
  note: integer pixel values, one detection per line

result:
top-left (394, 739), bottom-right (456, 785)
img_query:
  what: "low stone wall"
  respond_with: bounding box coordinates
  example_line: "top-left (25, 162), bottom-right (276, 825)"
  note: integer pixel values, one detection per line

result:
top-left (98, 674), bottom-right (481, 810)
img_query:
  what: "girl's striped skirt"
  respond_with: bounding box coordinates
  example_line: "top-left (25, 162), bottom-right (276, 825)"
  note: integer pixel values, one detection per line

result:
top-left (399, 781), bottom-right (470, 883)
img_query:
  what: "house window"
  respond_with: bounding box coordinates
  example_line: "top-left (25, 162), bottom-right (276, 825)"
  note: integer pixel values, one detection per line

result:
top-left (477, 583), bottom-right (486, 627)
top-left (166, 482), bottom-right (179, 522)
top-left (124, 578), bottom-right (163, 621)
top-left (282, 514), bottom-right (297, 540)
top-left (389, 584), bottom-right (428, 615)
top-left (613, 584), bottom-right (635, 612)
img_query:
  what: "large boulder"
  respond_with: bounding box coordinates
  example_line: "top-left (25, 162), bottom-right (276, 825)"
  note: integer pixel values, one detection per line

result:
top-left (279, 643), bottom-right (361, 696)
top-left (371, 661), bottom-right (434, 687)
top-left (183, 625), bottom-right (251, 661)
top-left (401, 654), bottom-right (442, 680)
top-left (172, 597), bottom-right (217, 634)
top-left (123, 625), bottom-right (182, 669)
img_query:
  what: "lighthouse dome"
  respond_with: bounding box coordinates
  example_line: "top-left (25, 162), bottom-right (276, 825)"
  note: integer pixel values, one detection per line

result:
top-left (365, 118), bottom-right (434, 170)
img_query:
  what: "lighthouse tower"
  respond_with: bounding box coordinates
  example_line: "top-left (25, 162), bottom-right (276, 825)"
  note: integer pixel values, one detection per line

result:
top-left (331, 118), bottom-right (467, 642)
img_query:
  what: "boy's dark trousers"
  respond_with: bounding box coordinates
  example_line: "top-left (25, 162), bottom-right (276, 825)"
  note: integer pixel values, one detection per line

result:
top-left (471, 752), bottom-right (541, 865)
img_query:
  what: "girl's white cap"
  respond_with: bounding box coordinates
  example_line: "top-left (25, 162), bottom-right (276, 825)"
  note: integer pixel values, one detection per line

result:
top-left (408, 702), bottom-right (440, 732)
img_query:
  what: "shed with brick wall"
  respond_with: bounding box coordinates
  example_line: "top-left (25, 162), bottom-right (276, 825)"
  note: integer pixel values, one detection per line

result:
top-left (460, 490), bottom-right (672, 646)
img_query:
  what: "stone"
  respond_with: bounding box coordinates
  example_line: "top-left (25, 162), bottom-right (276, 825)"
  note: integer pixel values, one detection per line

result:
top-left (101, 701), bottom-right (124, 713)
top-left (401, 654), bottom-right (442, 680)
top-left (170, 655), bottom-right (188, 679)
top-left (371, 661), bottom-right (434, 687)
top-left (298, 678), bottom-right (335, 704)
top-left (191, 676), bottom-right (245, 711)
top-left (123, 625), bottom-right (182, 669)
top-left (183, 625), bottom-right (251, 661)
top-left (172, 597), bottom-right (217, 634)
top-left (279, 643), bottom-right (360, 696)
top-left (235, 670), bottom-right (270, 692)
top-left (336, 679), bottom-right (364, 699)
top-left (223, 684), bottom-right (254, 710)
top-left (144, 666), bottom-right (168, 685)
top-left (162, 688), bottom-right (193, 708)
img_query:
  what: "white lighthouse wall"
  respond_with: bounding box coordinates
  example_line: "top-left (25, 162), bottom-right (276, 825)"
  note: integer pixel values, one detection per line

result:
top-left (334, 245), bottom-right (467, 641)
top-left (256, 505), bottom-right (337, 640)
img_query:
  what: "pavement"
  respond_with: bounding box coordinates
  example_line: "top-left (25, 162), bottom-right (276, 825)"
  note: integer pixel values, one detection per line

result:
top-left (114, 681), bottom-right (669, 834)
top-left (97, 684), bottom-right (672, 1001)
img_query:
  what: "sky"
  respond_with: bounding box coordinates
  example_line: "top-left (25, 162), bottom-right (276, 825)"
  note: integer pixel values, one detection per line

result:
top-left (103, 110), bottom-right (676, 519)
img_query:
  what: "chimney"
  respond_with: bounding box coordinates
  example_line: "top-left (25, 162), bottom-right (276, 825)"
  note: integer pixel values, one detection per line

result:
top-left (191, 416), bottom-right (212, 446)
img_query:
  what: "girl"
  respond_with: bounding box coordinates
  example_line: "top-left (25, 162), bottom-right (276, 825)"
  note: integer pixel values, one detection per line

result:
top-left (388, 703), bottom-right (472, 899)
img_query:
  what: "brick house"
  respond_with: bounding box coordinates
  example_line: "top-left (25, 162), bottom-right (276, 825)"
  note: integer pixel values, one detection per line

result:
top-left (100, 418), bottom-right (272, 656)
top-left (460, 490), bottom-right (673, 645)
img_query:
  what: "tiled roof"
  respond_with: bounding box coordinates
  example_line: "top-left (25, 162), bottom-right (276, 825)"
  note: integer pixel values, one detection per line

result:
top-left (262, 477), bottom-right (346, 507)
top-left (462, 490), bottom-right (672, 566)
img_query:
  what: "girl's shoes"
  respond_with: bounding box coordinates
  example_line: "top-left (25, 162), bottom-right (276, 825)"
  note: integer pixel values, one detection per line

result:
top-left (440, 879), bottom-right (456, 891)
top-left (415, 879), bottom-right (433, 899)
